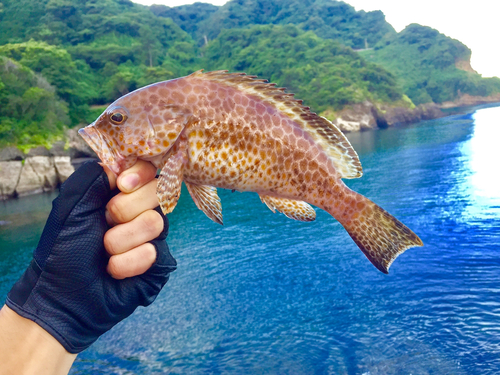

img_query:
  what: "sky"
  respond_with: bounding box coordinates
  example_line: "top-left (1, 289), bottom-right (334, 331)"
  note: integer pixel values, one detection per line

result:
top-left (132, 0), bottom-right (500, 78)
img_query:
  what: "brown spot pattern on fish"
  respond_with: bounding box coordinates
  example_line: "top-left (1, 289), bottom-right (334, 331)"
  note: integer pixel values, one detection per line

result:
top-left (79, 70), bottom-right (423, 273)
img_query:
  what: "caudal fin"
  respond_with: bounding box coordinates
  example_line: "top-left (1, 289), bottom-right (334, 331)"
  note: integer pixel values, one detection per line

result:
top-left (335, 192), bottom-right (423, 274)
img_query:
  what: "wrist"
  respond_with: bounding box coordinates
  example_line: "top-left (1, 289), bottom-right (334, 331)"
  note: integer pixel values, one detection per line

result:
top-left (0, 305), bottom-right (76, 375)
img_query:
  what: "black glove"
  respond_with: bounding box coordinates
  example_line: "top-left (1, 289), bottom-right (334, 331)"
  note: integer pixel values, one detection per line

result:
top-left (6, 161), bottom-right (176, 353)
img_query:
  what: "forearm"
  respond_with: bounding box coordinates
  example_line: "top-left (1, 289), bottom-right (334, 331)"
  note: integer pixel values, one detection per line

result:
top-left (0, 305), bottom-right (76, 375)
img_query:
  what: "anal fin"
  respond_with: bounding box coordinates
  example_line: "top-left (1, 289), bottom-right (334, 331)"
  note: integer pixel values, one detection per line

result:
top-left (259, 194), bottom-right (316, 222)
top-left (185, 182), bottom-right (223, 225)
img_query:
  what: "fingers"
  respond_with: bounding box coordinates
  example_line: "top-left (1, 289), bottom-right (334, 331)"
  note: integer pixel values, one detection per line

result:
top-left (107, 243), bottom-right (157, 279)
top-left (117, 160), bottom-right (158, 193)
top-left (104, 209), bottom-right (164, 279)
top-left (105, 160), bottom-right (159, 225)
top-left (102, 160), bottom-right (157, 192)
top-left (102, 159), bottom-right (164, 279)
top-left (104, 210), bottom-right (163, 256)
top-left (106, 179), bottom-right (159, 224)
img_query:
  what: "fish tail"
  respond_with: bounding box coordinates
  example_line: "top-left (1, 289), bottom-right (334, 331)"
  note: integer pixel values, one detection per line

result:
top-left (331, 190), bottom-right (423, 274)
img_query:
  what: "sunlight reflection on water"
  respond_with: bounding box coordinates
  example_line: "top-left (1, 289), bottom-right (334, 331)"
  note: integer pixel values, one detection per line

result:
top-left (460, 107), bottom-right (500, 220)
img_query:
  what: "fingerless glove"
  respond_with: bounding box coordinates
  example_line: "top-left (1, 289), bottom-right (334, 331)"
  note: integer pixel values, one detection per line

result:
top-left (6, 161), bottom-right (176, 353)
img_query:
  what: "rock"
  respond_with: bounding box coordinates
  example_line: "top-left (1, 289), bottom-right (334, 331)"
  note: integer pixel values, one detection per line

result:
top-left (332, 102), bottom-right (378, 132)
top-left (0, 147), bottom-right (25, 161)
top-left (455, 58), bottom-right (477, 74)
top-left (418, 103), bottom-right (444, 121)
top-left (27, 146), bottom-right (51, 157)
top-left (16, 159), bottom-right (44, 197)
top-left (440, 93), bottom-right (500, 109)
top-left (16, 156), bottom-right (57, 196)
top-left (54, 156), bottom-right (75, 183)
top-left (66, 128), bottom-right (97, 159)
top-left (49, 141), bottom-right (71, 157)
top-left (335, 118), bottom-right (362, 132)
top-left (376, 103), bottom-right (444, 127)
top-left (0, 161), bottom-right (23, 199)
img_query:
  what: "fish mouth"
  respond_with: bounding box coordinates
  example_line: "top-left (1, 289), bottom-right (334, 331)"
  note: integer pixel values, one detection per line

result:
top-left (78, 125), bottom-right (125, 175)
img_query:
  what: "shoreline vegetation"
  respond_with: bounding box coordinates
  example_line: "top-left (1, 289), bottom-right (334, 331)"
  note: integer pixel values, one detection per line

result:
top-left (1, 0), bottom-right (500, 198)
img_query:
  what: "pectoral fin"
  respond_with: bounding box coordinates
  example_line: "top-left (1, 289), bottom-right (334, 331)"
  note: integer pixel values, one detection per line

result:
top-left (185, 182), bottom-right (223, 225)
top-left (157, 149), bottom-right (186, 215)
top-left (259, 194), bottom-right (316, 222)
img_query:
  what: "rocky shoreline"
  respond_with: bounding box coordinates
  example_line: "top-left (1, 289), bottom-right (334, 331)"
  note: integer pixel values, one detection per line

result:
top-left (1, 96), bottom-right (499, 201)
top-left (331, 93), bottom-right (500, 133)
top-left (0, 129), bottom-right (96, 200)
top-left (329, 101), bottom-right (445, 132)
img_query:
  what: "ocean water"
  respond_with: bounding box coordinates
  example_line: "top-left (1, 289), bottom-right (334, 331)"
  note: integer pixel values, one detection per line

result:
top-left (1, 105), bottom-right (499, 374)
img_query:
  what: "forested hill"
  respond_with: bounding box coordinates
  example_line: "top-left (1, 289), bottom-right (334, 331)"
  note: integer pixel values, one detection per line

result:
top-left (362, 24), bottom-right (500, 105)
top-left (151, 0), bottom-right (500, 107)
top-left (150, 0), bottom-right (396, 49)
top-left (0, 0), bottom-right (499, 148)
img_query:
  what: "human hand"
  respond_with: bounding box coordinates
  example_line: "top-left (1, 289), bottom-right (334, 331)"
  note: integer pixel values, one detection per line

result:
top-left (5, 160), bottom-right (177, 353)
top-left (103, 160), bottom-right (167, 279)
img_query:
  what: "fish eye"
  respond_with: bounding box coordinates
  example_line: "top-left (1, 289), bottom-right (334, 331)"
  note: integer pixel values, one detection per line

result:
top-left (110, 112), bottom-right (126, 125)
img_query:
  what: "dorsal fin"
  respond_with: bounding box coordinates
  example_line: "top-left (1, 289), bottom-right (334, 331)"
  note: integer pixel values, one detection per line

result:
top-left (188, 70), bottom-right (363, 179)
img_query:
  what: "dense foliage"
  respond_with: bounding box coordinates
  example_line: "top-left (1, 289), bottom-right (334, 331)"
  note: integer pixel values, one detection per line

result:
top-left (0, 56), bottom-right (68, 148)
top-left (152, 0), bottom-right (396, 48)
top-left (0, 0), bottom-right (201, 145)
top-left (0, 0), bottom-right (498, 147)
top-left (204, 25), bottom-right (402, 111)
top-left (151, 0), bottom-right (396, 49)
top-left (362, 24), bottom-right (500, 105)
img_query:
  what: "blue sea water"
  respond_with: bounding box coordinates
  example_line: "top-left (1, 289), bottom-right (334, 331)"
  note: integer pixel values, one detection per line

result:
top-left (1, 105), bottom-right (499, 374)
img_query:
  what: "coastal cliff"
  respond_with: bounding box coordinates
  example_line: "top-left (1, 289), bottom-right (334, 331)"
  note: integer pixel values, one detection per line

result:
top-left (0, 147), bottom-right (74, 200)
top-left (328, 95), bottom-right (500, 133)
top-left (0, 130), bottom-right (96, 200)
top-left (327, 101), bottom-right (444, 132)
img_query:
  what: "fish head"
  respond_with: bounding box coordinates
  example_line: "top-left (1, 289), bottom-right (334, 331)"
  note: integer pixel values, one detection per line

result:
top-left (79, 101), bottom-right (138, 175)
top-left (79, 84), bottom-right (183, 175)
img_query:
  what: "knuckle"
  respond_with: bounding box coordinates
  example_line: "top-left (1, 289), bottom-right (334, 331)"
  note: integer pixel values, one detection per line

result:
top-left (137, 244), bottom-right (157, 271)
top-left (144, 243), bottom-right (157, 264)
top-left (107, 257), bottom-right (124, 279)
top-left (106, 196), bottom-right (128, 223)
top-left (103, 232), bottom-right (114, 254)
top-left (141, 210), bottom-right (164, 237)
top-left (103, 231), bottom-right (119, 255)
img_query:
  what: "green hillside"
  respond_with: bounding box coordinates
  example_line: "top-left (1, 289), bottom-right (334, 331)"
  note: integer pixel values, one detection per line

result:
top-left (0, 56), bottom-right (68, 148)
top-left (204, 25), bottom-right (402, 112)
top-left (361, 24), bottom-right (500, 105)
top-left (0, 0), bottom-right (499, 148)
top-left (0, 0), bottom-right (201, 146)
top-left (151, 0), bottom-right (396, 49)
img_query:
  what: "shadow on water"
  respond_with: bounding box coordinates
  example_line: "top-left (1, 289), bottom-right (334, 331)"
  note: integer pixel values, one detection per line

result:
top-left (1, 106), bottom-right (500, 374)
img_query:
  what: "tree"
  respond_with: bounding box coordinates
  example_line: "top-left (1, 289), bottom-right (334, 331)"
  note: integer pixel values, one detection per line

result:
top-left (0, 56), bottom-right (68, 147)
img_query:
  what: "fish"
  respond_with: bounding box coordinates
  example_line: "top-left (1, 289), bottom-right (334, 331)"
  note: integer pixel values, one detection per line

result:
top-left (79, 70), bottom-right (423, 273)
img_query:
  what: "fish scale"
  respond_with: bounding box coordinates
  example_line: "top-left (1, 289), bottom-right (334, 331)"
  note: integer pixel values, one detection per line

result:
top-left (79, 70), bottom-right (423, 273)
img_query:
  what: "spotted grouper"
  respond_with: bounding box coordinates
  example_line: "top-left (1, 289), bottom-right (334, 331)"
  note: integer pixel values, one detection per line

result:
top-left (79, 70), bottom-right (423, 273)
